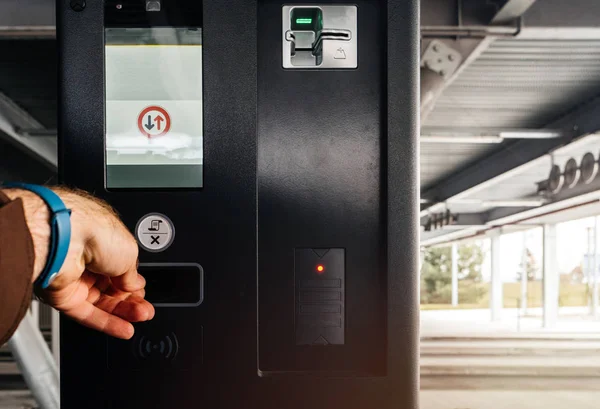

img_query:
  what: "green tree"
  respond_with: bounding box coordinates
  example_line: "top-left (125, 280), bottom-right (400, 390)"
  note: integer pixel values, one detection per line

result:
top-left (421, 247), bottom-right (452, 302)
top-left (457, 244), bottom-right (484, 282)
top-left (420, 243), bottom-right (485, 305)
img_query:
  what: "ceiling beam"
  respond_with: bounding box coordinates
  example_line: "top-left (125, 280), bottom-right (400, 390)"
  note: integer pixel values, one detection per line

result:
top-left (0, 92), bottom-right (57, 170)
top-left (427, 212), bottom-right (487, 230)
top-left (491, 0), bottom-right (537, 24)
top-left (421, 190), bottom-right (600, 247)
top-left (521, 0), bottom-right (600, 29)
top-left (421, 95), bottom-right (600, 205)
top-left (517, 0), bottom-right (600, 40)
top-left (421, 225), bottom-right (482, 248)
top-left (0, 0), bottom-right (55, 39)
top-left (485, 141), bottom-right (600, 224)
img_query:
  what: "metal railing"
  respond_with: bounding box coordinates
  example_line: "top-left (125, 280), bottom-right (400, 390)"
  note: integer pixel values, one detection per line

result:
top-left (3, 299), bottom-right (60, 409)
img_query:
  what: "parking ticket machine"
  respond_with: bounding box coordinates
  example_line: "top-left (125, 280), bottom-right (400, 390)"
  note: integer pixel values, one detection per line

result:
top-left (58, 0), bottom-right (419, 408)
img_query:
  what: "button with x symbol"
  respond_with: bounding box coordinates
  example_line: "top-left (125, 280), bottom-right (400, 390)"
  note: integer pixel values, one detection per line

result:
top-left (136, 213), bottom-right (175, 253)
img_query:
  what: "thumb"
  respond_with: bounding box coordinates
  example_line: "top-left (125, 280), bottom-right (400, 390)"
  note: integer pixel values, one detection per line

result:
top-left (85, 217), bottom-right (144, 293)
top-left (110, 263), bottom-right (146, 293)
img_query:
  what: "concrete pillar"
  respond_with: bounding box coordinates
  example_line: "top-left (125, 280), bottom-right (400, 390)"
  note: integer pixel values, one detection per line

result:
top-left (520, 232), bottom-right (528, 314)
top-left (451, 243), bottom-right (459, 307)
top-left (490, 232), bottom-right (503, 321)
top-left (543, 224), bottom-right (558, 328)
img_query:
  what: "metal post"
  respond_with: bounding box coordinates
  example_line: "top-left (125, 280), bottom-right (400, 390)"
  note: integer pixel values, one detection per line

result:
top-left (451, 243), bottom-right (459, 307)
top-left (490, 231), bottom-right (503, 321)
top-left (8, 313), bottom-right (60, 409)
top-left (420, 67), bottom-right (446, 122)
top-left (543, 224), bottom-right (558, 328)
top-left (51, 309), bottom-right (60, 365)
top-left (521, 231), bottom-right (528, 314)
top-left (30, 299), bottom-right (40, 326)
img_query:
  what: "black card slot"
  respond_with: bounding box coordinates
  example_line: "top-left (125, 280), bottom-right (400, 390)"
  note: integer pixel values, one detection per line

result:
top-left (139, 263), bottom-right (203, 307)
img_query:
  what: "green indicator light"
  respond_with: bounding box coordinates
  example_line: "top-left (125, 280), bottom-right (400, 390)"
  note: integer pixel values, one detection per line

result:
top-left (296, 18), bottom-right (313, 24)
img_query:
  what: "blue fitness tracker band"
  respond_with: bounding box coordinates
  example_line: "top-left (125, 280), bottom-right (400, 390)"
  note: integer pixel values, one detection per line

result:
top-left (3, 183), bottom-right (72, 289)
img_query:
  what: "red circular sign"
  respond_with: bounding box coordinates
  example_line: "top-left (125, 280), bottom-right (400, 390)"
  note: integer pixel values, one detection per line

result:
top-left (137, 106), bottom-right (171, 138)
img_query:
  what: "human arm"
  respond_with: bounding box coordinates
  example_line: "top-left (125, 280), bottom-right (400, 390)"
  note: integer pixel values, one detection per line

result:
top-left (0, 186), bottom-right (154, 345)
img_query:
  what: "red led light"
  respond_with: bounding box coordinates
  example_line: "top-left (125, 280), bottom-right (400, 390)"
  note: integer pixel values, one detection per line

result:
top-left (316, 265), bottom-right (325, 273)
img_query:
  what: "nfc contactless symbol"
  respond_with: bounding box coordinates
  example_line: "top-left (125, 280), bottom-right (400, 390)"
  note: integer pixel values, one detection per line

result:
top-left (137, 106), bottom-right (171, 138)
top-left (133, 333), bottom-right (179, 361)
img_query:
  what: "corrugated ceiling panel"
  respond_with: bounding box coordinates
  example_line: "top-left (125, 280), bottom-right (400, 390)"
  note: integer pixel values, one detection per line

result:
top-left (421, 38), bottom-right (600, 190)
top-left (420, 142), bottom-right (497, 188)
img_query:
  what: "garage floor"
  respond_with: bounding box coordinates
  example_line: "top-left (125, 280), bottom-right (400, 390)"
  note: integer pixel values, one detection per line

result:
top-left (0, 391), bottom-right (36, 409)
top-left (421, 390), bottom-right (600, 409)
top-left (3, 390), bottom-right (600, 409)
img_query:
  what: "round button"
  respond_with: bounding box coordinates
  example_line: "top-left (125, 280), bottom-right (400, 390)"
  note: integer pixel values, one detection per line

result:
top-left (135, 213), bottom-right (175, 253)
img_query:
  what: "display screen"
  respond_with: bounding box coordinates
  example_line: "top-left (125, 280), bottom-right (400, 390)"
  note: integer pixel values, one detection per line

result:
top-left (105, 27), bottom-right (203, 188)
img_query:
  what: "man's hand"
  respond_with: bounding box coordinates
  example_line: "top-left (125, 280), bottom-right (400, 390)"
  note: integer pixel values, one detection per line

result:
top-left (4, 187), bottom-right (155, 339)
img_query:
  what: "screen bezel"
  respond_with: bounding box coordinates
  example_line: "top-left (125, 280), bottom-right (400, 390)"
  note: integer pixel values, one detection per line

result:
top-left (104, 1), bottom-right (204, 192)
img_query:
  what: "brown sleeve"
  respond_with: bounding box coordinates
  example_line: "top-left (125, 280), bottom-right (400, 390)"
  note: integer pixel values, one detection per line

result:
top-left (0, 190), bottom-right (34, 346)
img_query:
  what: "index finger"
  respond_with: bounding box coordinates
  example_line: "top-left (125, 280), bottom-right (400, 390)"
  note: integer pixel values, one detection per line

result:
top-left (63, 300), bottom-right (135, 339)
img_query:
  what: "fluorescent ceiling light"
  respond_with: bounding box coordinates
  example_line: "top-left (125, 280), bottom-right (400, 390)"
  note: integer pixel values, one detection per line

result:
top-left (481, 200), bottom-right (545, 207)
top-left (420, 135), bottom-right (503, 144)
top-left (442, 224), bottom-right (486, 230)
top-left (499, 130), bottom-right (564, 139)
top-left (420, 129), bottom-right (565, 144)
top-left (448, 199), bottom-right (546, 207)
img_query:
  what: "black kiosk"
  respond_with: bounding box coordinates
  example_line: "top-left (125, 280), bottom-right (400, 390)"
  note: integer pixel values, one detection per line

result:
top-left (58, 0), bottom-right (419, 408)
